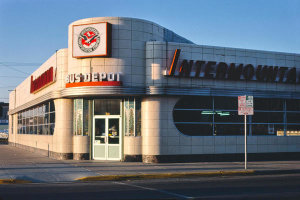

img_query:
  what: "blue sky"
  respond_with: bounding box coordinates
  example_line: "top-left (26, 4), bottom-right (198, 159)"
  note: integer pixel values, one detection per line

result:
top-left (0, 0), bottom-right (299, 103)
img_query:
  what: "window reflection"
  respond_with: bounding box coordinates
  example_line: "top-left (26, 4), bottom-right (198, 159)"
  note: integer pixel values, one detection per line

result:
top-left (173, 97), bottom-right (300, 136)
top-left (17, 101), bottom-right (55, 135)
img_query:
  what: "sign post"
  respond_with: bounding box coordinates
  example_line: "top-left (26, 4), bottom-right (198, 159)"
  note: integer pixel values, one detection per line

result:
top-left (238, 95), bottom-right (254, 170)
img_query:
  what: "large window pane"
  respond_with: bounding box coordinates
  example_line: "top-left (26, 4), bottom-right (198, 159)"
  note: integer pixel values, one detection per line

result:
top-left (252, 112), bottom-right (284, 123)
top-left (173, 110), bottom-right (213, 122)
top-left (175, 124), bottom-right (212, 136)
top-left (16, 101), bottom-right (55, 135)
top-left (286, 99), bottom-right (300, 111)
top-left (214, 96), bottom-right (237, 110)
top-left (214, 111), bottom-right (243, 122)
top-left (254, 98), bottom-right (283, 111)
top-left (94, 99), bottom-right (120, 115)
top-left (83, 100), bottom-right (90, 136)
top-left (175, 96), bottom-right (212, 109)
top-left (252, 124), bottom-right (284, 136)
top-left (287, 113), bottom-right (300, 123)
top-left (135, 99), bottom-right (141, 136)
top-left (214, 124), bottom-right (248, 136)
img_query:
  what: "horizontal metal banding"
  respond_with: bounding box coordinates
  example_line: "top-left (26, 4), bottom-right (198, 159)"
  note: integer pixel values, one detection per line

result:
top-left (8, 86), bottom-right (300, 115)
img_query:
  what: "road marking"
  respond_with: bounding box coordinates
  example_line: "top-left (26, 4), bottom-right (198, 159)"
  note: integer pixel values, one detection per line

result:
top-left (114, 181), bottom-right (194, 199)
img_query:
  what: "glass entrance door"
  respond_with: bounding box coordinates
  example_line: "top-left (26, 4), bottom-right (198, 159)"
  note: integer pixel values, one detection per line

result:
top-left (93, 116), bottom-right (121, 160)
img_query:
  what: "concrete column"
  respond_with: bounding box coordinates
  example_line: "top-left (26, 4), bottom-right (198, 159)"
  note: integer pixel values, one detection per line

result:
top-left (53, 98), bottom-right (73, 159)
top-left (141, 96), bottom-right (167, 163)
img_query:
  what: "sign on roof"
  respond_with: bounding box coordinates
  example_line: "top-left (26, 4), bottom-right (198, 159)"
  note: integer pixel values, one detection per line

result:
top-left (72, 22), bottom-right (111, 58)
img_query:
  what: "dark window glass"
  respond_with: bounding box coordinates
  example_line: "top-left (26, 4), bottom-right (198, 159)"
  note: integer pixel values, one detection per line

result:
top-left (287, 113), bottom-right (300, 123)
top-left (214, 111), bottom-right (243, 122)
top-left (252, 112), bottom-right (284, 123)
top-left (135, 98), bottom-right (141, 136)
top-left (50, 101), bottom-right (55, 112)
top-left (44, 113), bottom-right (49, 124)
top-left (252, 124), bottom-right (284, 136)
top-left (50, 124), bottom-right (55, 135)
top-left (214, 96), bottom-right (237, 110)
top-left (214, 124), bottom-right (248, 136)
top-left (94, 99), bottom-right (120, 115)
top-left (175, 96), bottom-right (212, 109)
top-left (50, 113), bottom-right (55, 124)
top-left (286, 99), bottom-right (300, 111)
top-left (38, 125), bottom-right (42, 135)
top-left (33, 126), bottom-right (37, 135)
top-left (45, 103), bottom-right (49, 113)
top-left (173, 110), bottom-right (213, 122)
top-left (254, 98), bottom-right (283, 111)
top-left (175, 124), bottom-right (212, 136)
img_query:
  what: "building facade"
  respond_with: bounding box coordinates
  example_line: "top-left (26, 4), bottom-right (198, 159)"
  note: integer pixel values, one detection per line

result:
top-left (8, 17), bottom-right (300, 162)
top-left (0, 102), bottom-right (9, 135)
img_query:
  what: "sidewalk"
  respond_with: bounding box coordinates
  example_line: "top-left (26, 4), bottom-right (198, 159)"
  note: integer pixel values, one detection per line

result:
top-left (1, 145), bottom-right (300, 183)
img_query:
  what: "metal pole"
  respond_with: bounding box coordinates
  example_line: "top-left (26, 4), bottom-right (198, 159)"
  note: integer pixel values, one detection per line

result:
top-left (244, 114), bottom-right (247, 170)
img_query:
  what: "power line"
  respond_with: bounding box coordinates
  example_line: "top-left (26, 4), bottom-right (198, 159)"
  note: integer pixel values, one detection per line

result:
top-left (0, 75), bottom-right (27, 78)
top-left (0, 63), bottom-right (31, 75)
top-left (0, 62), bottom-right (42, 66)
top-left (0, 86), bottom-right (16, 88)
top-left (0, 76), bottom-right (27, 78)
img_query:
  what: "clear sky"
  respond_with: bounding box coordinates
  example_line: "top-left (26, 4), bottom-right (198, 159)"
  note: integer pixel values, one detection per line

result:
top-left (0, 0), bottom-right (299, 103)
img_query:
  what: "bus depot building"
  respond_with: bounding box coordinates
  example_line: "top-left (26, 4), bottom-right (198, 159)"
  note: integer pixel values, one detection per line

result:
top-left (8, 17), bottom-right (300, 162)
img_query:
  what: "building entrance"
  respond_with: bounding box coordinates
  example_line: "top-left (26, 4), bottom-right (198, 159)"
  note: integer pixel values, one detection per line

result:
top-left (92, 99), bottom-right (122, 160)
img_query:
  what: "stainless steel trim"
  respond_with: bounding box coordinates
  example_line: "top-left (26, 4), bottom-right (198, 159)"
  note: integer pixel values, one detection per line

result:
top-left (8, 86), bottom-right (300, 115)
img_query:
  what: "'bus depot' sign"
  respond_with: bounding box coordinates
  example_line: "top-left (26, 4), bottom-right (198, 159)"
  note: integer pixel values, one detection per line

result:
top-left (65, 72), bottom-right (122, 88)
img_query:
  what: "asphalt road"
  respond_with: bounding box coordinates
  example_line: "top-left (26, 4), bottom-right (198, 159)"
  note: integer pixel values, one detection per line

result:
top-left (1, 174), bottom-right (300, 200)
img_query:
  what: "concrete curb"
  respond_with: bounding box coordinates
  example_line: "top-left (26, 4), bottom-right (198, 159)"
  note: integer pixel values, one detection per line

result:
top-left (0, 179), bottom-right (32, 184)
top-left (75, 170), bottom-right (255, 181)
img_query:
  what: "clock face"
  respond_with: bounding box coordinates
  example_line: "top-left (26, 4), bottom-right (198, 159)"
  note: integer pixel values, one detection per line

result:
top-left (78, 27), bottom-right (100, 53)
top-left (73, 22), bottom-right (111, 58)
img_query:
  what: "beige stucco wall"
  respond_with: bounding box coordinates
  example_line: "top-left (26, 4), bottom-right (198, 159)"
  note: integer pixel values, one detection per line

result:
top-left (8, 98), bottom-right (73, 155)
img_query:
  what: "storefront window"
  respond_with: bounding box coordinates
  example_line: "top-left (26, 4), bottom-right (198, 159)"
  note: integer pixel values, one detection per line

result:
top-left (74, 99), bottom-right (90, 136)
top-left (16, 101), bottom-right (55, 135)
top-left (124, 98), bottom-right (141, 136)
top-left (173, 97), bottom-right (300, 136)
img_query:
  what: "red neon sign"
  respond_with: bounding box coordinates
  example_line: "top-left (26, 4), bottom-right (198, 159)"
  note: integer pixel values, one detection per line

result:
top-left (30, 67), bottom-right (55, 93)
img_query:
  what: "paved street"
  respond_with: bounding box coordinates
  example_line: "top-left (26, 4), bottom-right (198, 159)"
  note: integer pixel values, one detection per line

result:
top-left (1, 145), bottom-right (300, 183)
top-left (1, 174), bottom-right (300, 200)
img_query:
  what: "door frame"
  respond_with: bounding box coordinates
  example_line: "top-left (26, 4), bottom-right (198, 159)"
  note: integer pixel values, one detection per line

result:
top-left (92, 115), bottom-right (122, 160)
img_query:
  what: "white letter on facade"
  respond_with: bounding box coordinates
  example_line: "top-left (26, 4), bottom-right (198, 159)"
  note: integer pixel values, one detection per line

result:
top-left (66, 75), bottom-right (70, 83)
top-left (107, 73), bottom-right (114, 81)
top-left (100, 72), bottom-right (107, 81)
top-left (92, 72), bottom-right (99, 82)
top-left (84, 73), bottom-right (91, 82)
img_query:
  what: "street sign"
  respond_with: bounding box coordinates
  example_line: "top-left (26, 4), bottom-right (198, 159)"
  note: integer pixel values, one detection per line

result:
top-left (238, 95), bottom-right (254, 170)
top-left (238, 96), bottom-right (253, 115)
